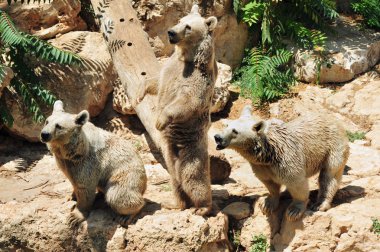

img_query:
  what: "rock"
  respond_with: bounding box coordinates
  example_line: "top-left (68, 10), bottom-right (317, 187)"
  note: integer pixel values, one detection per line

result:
top-left (346, 143), bottom-right (380, 177)
top-left (4, 31), bottom-right (116, 142)
top-left (5, 0), bottom-right (87, 39)
top-left (294, 17), bottom-right (380, 83)
top-left (132, 0), bottom-right (248, 68)
top-left (240, 196), bottom-right (380, 251)
top-left (125, 210), bottom-right (230, 252)
top-left (366, 122), bottom-right (380, 149)
top-left (211, 62), bottom-right (231, 113)
top-left (222, 202), bottom-right (251, 220)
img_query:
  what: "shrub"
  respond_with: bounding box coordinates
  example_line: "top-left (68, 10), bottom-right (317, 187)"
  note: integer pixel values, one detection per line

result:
top-left (233, 0), bottom-right (338, 103)
top-left (352, 0), bottom-right (380, 30)
top-left (250, 234), bottom-right (268, 252)
top-left (235, 48), bottom-right (294, 104)
top-left (372, 218), bottom-right (380, 234)
top-left (0, 6), bottom-right (81, 126)
top-left (346, 131), bottom-right (366, 142)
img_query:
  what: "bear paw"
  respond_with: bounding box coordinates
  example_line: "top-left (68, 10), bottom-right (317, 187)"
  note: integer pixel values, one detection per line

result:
top-left (190, 207), bottom-right (211, 216)
top-left (286, 202), bottom-right (306, 221)
top-left (311, 201), bottom-right (331, 212)
top-left (258, 196), bottom-right (279, 216)
top-left (67, 208), bottom-right (88, 229)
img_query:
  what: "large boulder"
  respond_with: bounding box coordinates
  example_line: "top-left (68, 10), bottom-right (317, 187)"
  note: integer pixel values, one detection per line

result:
top-left (270, 74), bottom-right (380, 149)
top-left (4, 31), bottom-right (116, 142)
top-left (126, 211), bottom-right (230, 252)
top-left (0, 137), bottom-right (230, 251)
top-left (2, 0), bottom-right (87, 39)
top-left (294, 16), bottom-right (380, 83)
top-left (132, 0), bottom-right (248, 68)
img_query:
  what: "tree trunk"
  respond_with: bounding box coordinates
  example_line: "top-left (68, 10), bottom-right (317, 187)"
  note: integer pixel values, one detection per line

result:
top-left (90, 0), bottom-right (231, 183)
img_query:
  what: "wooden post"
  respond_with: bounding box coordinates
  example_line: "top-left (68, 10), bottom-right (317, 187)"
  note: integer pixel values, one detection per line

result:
top-left (90, 0), bottom-right (231, 183)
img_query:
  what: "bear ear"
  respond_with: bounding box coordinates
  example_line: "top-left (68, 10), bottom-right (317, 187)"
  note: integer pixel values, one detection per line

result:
top-left (205, 16), bottom-right (218, 32)
top-left (53, 100), bottom-right (64, 113)
top-left (75, 110), bottom-right (89, 126)
top-left (240, 105), bottom-right (252, 118)
top-left (190, 4), bottom-right (200, 15)
top-left (252, 121), bottom-right (268, 134)
top-left (221, 119), bottom-right (230, 128)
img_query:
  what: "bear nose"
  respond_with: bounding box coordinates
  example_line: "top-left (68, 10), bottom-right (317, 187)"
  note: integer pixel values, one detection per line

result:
top-left (214, 134), bottom-right (222, 143)
top-left (40, 132), bottom-right (51, 142)
top-left (168, 29), bottom-right (176, 38)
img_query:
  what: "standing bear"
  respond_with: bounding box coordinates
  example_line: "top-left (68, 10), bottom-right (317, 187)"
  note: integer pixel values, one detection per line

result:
top-left (214, 106), bottom-right (349, 221)
top-left (138, 5), bottom-right (218, 215)
top-left (40, 100), bottom-right (147, 227)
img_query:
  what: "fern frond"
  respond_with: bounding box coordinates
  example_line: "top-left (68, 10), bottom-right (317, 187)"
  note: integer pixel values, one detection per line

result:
top-left (10, 77), bottom-right (49, 123)
top-left (0, 98), bottom-right (13, 127)
top-left (0, 64), bottom-right (8, 84)
top-left (0, 10), bottom-right (82, 65)
top-left (235, 48), bottom-right (295, 104)
top-left (352, 0), bottom-right (380, 29)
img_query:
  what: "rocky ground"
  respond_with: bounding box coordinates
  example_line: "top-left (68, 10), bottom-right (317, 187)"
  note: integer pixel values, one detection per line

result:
top-left (1, 68), bottom-right (380, 251)
top-left (1, 0), bottom-right (380, 251)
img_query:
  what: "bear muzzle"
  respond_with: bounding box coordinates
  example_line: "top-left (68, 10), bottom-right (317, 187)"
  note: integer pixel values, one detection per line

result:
top-left (168, 29), bottom-right (179, 44)
top-left (40, 131), bottom-right (51, 143)
top-left (214, 134), bottom-right (227, 150)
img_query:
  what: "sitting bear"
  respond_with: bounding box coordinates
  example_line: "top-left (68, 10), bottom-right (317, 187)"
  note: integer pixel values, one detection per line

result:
top-left (41, 100), bottom-right (147, 227)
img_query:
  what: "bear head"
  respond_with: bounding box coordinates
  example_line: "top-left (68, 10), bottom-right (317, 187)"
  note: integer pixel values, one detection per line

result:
top-left (40, 100), bottom-right (89, 144)
top-left (214, 105), bottom-right (270, 150)
top-left (167, 4), bottom-right (217, 47)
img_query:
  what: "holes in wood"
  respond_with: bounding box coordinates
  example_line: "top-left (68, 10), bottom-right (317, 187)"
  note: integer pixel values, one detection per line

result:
top-left (129, 18), bottom-right (134, 22)
top-left (141, 72), bottom-right (147, 76)
top-left (120, 18), bottom-right (125, 22)
top-left (127, 42), bottom-right (132, 46)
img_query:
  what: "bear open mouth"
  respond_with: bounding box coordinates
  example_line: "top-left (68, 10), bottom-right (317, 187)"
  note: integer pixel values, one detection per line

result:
top-left (216, 144), bottom-right (225, 150)
top-left (169, 38), bottom-right (178, 44)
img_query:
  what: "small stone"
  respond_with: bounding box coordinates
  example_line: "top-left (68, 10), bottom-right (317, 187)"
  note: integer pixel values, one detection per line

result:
top-left (222, 202), bottom-right (251, 220)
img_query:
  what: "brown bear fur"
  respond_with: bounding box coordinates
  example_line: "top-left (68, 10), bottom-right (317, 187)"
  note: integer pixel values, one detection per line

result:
top-left (214, 106), bottom-right (350, 221)
top-left (138, 5), bottom-right (218, 215)
top-left (41, 100), bottom-right (147, 227)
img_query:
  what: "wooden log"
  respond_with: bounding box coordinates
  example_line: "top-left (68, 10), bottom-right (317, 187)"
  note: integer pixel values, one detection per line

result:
top-left (90, 0), bottom-right (231, 183)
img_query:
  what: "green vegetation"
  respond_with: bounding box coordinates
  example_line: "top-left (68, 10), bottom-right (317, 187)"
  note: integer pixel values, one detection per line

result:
top-left (233, 0), bottom-right (338, 104)
top-left (235, 48), bottom-right (294, 103)
top-left (250, 234), bottom-right (268, 252)
top-left (0, 7), bottom-right (81, 127)
top-left (346, 131), bottom-right (366, 142)
top-left (352, 0), bottom-right (380, 30)
top-left (371, 218), bottom-right (380, 234)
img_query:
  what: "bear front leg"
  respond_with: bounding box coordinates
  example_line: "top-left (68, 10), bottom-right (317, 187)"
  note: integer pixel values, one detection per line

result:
top-left (258, 180), bottom-right (281, 216)
top-left (156, 97), bottom-right (197, 130)
top-left (286, 179), bottom-right (309, 221)
top-left (136, 78), bottom-right (159, 104)
top-left (67, 187), bottom-right (96, 228)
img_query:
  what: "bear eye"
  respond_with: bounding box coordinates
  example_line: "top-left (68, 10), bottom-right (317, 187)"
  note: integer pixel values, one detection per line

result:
top-left (56, 124), bottom-right (63, 130)
top-left (232, 129), bottom-right (238, 134)
top-left (44, 120), bottom-right (49, 126)
top-left (185, 24), bottom-right (191, 30)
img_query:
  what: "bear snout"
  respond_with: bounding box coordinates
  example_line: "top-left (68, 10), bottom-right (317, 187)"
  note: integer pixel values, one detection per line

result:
top-left (40, 131), bottom-right (51, 143)
top-left (168, 29), bottom-right (179, 44)
top-left (214, 134), bottom-right (226, 150)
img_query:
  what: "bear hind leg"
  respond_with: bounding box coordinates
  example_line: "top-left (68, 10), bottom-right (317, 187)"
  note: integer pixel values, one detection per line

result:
top-left (313, 162), bottom-right (344, 212)
top-left (177, 150), bottom-right (212, 216)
